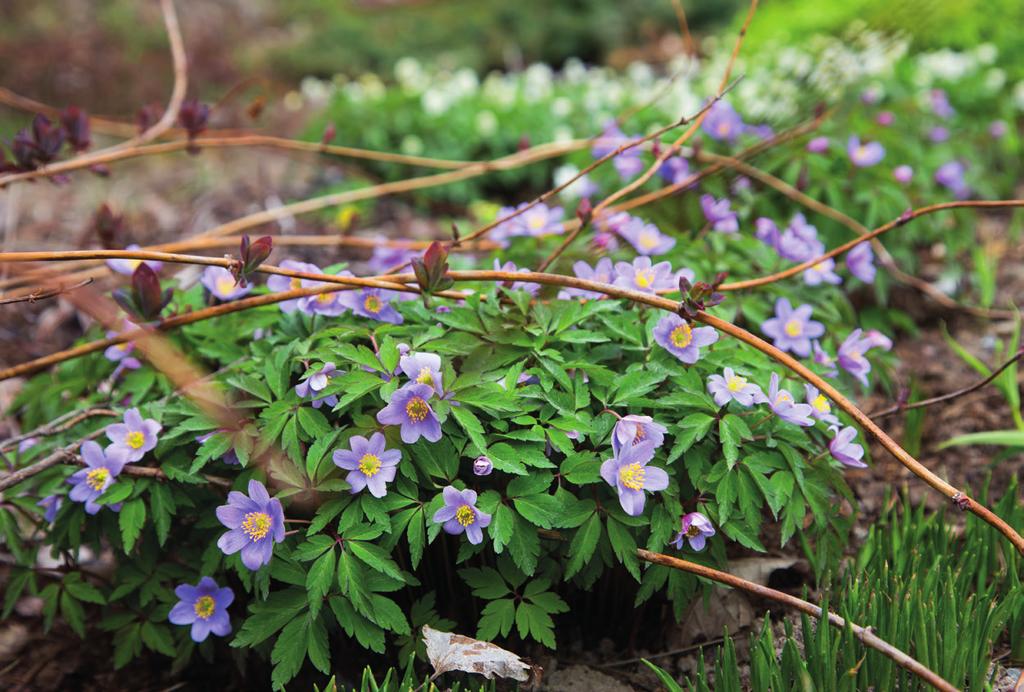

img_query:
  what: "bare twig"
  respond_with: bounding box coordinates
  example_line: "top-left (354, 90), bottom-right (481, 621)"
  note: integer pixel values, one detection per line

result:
top-left (0, 408), bottom-right (116, 453)
top-left (637, 549), bottom-right (958, 692)
top-left (0, 278), bottom-right (93, 305)
top-left (871, 348), bottom-right (1024, 419)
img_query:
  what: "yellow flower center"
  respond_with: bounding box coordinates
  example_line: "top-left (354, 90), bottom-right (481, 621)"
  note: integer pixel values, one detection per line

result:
top-left (289, 277), bottom-right (302, 290)
top-left (634, 269), bottom-right (655, 288)
top-left (619, 463), bottom-right (646, 490)
top-left (726, 374), bottom-right (747, 392)
top-left (416, 367), bottom-right (434, 386)
top-left (193, 595), bottom-right (216, 620)
top-left (241, 511), bottom-right (272, 541)
top-left (670, 323), bottom-right (693, 348)
top-left (405, 397), bottom-right (429, 423)
top-left (812, 394), bottom-right (830, 413)
top-left (86, 468), bottom-right (110, 491)
top-left (813, 262), bottom-right (828, 273)
top-left (115, 343), bottom-right (130, 352)
top-left (638, 231), bottom-right (659, 249)
top-left (215, 277), bottom-right (236, 295)
top-left (784, 319), bottom-right (803, 337)
top-left (358, 453), bottom-right (382, 477)
top-left (125, 431), bottom-right (145, 449)
top-left (686, 524), bottom-right (701, 538)
top-left (316, 292), bottom-right (334, 303)
top-left (717, 122), bottom-right (730, 136)
top-left (455, 504), bottom-right (475, 527)
top-left (848, 350), bottom-right (863, 362)
top-left (364, 295), bottom-right (382, 313)
top-left (527, 213), bottom-right (545, 230)
top-left (127, 259), bottom-right (141, 270)
top-left (777, 391), bottom-right (792, 403)
top-left (856, 145), bottom-right (868, 159)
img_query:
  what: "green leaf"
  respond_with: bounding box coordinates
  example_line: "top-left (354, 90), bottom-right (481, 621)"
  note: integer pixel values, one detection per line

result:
top-left (476, 598), bottom-right (515, 641)
top-left (297, 406), bottom-right (332, 440)
top-left (119, 499), bottom-right (146, 553)
top-left (149, 483), bottom-right (175, 546)
top-left (348, 541), bottom-right (405, 582)
top-left (451, 405), bottom-right (488, 456)
top-left (293, 535), bottom-right (336, 561)
top-left (515, 602), bottom-right (557, 648)
top-left (719, 414), bottom-right (752, 466)
top-left (63, 575), bottom-right (106, 605)
top-left (668, 413), bottom-right (715, 461)
top-left (306, 548), bottom-right (337, 615)
top-left (512, 494), bottom-right (562, 530)
top-left (611, 370), bottom-right (667, 405)
top-left (140, 622), bottom-right (176, 657)
top-left (232, 589), bottom-right (308, 648)
top-left (939, 430), bottom-right (1024, 449)
top-left (565, 513), bottom-right (601, 579)
top-left (271, 616), bottom-right (309, 689)
top-left (605, 518), bottom-right (641, 582)
top-left (459, 567), bottom-right (510, 599)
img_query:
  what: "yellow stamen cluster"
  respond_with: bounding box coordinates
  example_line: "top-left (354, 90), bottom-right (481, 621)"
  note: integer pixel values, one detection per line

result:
top-left (85, 468), bottom-right (110, 491)
top-left (193, 595), bottom-right (216, 620)
top-left (289, 277), bottom-right (302, 290)
top-left (670, 323), bottom-right (693, 348)
top-left (455, 504), bottom-right (475, 527)
top-left (241, 511), bottom-right (272, 541)
top-left (215, 277), bottom-right (237, 295)
top-left (812, 394), bottom-right (831, 413)
top-left (726, 374), bottom-right (747, 392)
top-left (363, 295), bottom-right (382, 313)
top-left (638, 232), bottom-right (659, 249)
top-left (316, 292), bottom-right (334, 303)
top-left (358, 453), bottom-right (382, 477)
top-left (125, 431), bottom-right (145, 449)
top-left (416, 367), bottom-right (434, 386)
top-left (784, 319), bottom-right (803, 337)
top-left (619, 463), bottom-right (646, 490)
top-left (405, 397), bottom-right (429, 423)
top-left (634, 269), bottom-right (655, 288)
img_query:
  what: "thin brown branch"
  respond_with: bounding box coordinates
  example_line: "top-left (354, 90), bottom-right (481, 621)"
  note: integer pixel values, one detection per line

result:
top-left (637, 549), bottom-right (958, 692)
top-left (0, 408), bottom-right (116, 454)
top-left (0, 278), bottom-right (93, 305)
top-left (871, 348), bottom-right (1024, 419)
top-left (670, 0), bottom-right (697, 56)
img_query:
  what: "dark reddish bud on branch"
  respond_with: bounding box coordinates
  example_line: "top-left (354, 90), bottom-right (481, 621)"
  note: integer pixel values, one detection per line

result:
top-left (576, 198), bottom-right (593, 227)
top-left (517, 135), bottom-right (530, 152)
top-left (677, 272), bottom-right (728, 319)
top-left (94, 204), bottom-right (124, 248)
top-left (60, 106), bottom-right (91, 152)
top-left (321, 123), bottom-right (336, 146)
top-left (410, 241), bottom-right (454, 307)
top-left (898, 208), bottom-right (914, 225)
top-left (234, 234), bottom-right (273, 286)
top-left (113, 263), bottom-right (172, 321)
top-left (178, 98), bottom-right (210, 153)
top-left (136, 103), bottom-right (163, 133)
top-left (32, 115), bottom-right (65, 161)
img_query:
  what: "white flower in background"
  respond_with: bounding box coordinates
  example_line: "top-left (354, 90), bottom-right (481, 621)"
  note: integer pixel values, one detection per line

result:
top-left (483, 73), bottom-right (517, 109)
top-left (564, 57), bottom-right (587, 83)
top-left (421, 89), bottom-right (450, 116)
top-left (553, 164), bottom-right (593, 199)
top-left (975, 43), bottom-right (998, 64)
top-left (552, 125), bottom-right (574, 143)
top-left (475, 110), bottom-right (498, 137)
top-left (359, 73), bottom-right (386, 101)
top-left (283, 90), bottom-right (304, 111)
top-left (395, 57), bottom-right (425, 90)
top-left (626, 61), bottom-right (655, 86)
top-left (1014, 82), bottom-right (1024, 111)
top-left (300, 77), bottom-right (331, 105)
top-left (453, 68), bottom-right (480, 97)
top-left (984, 68), bottom-right (1006, 93)
top-left (551, 97), bottom-right (572, 118)
top-left (400, 134), bottom-right (424, 156)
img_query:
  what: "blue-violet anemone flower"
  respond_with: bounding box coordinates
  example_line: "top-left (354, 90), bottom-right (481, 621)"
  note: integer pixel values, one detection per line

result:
top-left (215, 480), bottom-right (285, 571)
top-left (376, 383), bottom-right (442, 443)
top-left (432, 486), bottom-right (491, 544)
top-left (332, 432), bottom-right (401, 498)
top-left (168, 577), bottom-right (234, 643)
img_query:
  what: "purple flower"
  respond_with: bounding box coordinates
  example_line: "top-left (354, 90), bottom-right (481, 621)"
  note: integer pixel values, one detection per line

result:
top-left (67, 441), bottom-right (129, 515)
top-left (18, 437), bottom-right (38, 453)
top-left (618, 218), bottom-right (676, 255)
top-left (828, 426), bottom-right (867, 468)
top-left (168, 573), bottom-right (234, 642)
top-left (671, 512), bottom-right (715, 551)
top-left (777, 214), bottom-right (823, 262)
top-left (519, 203), bottom-right (565, 236)
top-left (106, 244), bottom-right (163, 276)
top-left (104, 407), bottom-right (161, 462)
top-left (432, 486), bottom-right (491, 544)
top-left (168, 577), bottom-right (234, 643)
top-left (876, 111), bottom-right (895, 126)
top-left (929, 126), bottom-right (950, 143)
top-left (989, 120), bottom-right (1008, 139)
top-left (846, 242), bottom-right (876, 283)
top-left (591, 121), bottom-right (637, 159)
top-left (847, 136), bottom-right (885, 167)
top-left (104, 333), bottom-right (141, 376)
top-left (658, 156), bottom-right (691, 186)
top-left (613, 153), bottom-right (645, 180)
top-left (804, 384), bottom-right (839, 425)
top-left (215, 479), bottom-right (285, 571)
top-left (893, 165), bottom-right (914, 184)
top-left (653, 314), bottom-right (719, 364)
top-left (614, 256), bottom-right (675, 294)
top-left (930, 89), bottom-right (955, 119)
top-left (367, 241), bottom-right (418, 274)
top-left (935, 161), bottom-right (969, 199)
top-left (766, 373), bottom-right (815, 427)
top-left (195, 432), bottom-right (240, 466)
top-left (755, 218), bottom-right (781, 248)
top-left (473, 455), bottom-right (493, 476)
top-left (706, 367), bottom-right (766, 407)
top-left (612, 415), bottom-right (667, 455)
top-left (700, 194), bottom-right (739, 234)
top-left (201, 266), bottom-right (252, 301)
top-left (377, 382), bottom-right (442, 443)
top-left (493, 259), bottom-right (539, 296)
top-left (266, 260), bottom-right (322, 313)
top-left (558, 258), bottom-right (614, 300)
top-left (338, 286), bottom-right (404, 323)
top-left (761, 298), bottom-right (824, 357)
top-left (599, 440), bottom-right (668, 516)
top-left (332, 432), bottom-right (401, 498)
top-left (745, 123), bottom-right (774, 140)
top-left (701, 101), bottom-right (744, 143)
top-left (861, 87), bottom-right (882, 105)
top-left (837, 329), bottom-right (874, 386)
top-left (295, 362), bottom-right (340, 409)
top-left (803, 258), bottom-right (842, 286)
top-left (806, 136), bottom-right (829, 154)
top-left (400, 351), bottom-right (443, 397)
top-left (37, 495), bottom-right (62, 523)
top-left (813, 341), bottom-right (839, 378)
top-left (863, 330), bottom-right (892, 351)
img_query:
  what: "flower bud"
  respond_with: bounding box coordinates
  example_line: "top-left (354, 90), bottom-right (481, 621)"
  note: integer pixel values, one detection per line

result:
top-left (472, 456), bottom-right (493, 476)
